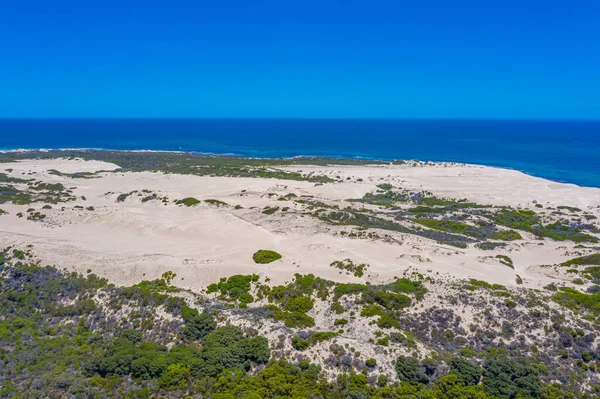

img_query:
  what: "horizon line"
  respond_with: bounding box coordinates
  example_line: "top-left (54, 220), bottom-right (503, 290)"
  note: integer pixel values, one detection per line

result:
top-left (1, 117), bottom-right (600, 122)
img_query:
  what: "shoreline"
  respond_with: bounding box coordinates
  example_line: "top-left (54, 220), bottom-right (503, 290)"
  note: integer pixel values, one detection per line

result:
top-left (0, 147), bottom-right (594, 189)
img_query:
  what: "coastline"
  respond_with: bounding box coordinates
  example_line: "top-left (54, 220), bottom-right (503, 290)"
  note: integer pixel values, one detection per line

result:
top-left (2, 118), bottom-right (599, 187)
top-left (0, 147), bottom-right (595, 189)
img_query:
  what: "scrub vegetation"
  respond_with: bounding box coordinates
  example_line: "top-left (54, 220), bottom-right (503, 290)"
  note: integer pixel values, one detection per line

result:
top-left (0, 247), bottom-right (599, 397)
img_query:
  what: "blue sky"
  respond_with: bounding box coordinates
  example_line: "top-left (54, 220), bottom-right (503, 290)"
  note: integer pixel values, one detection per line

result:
top-left (1, 0), bottom-right (599, 118)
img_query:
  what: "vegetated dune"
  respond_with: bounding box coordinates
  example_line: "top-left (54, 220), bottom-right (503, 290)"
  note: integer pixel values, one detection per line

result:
top-left (1, 157), bottom-right (598, 291)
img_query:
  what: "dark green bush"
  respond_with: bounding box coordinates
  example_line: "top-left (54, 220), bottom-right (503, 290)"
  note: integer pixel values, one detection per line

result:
top-left (483, 358), bottom-right (541, 398)
top-left (450, 357), bottom-right (482, 386)
top-left (181, 307), bottom-right (216, 341)
top-left (395, 356), bottom-right (429, 384)
top-left (291, 331), bottom-right (337, 350)
top-left (262, 206), bottom-right (279, 215)
top-left (265, 305), bottom-right (315, 328)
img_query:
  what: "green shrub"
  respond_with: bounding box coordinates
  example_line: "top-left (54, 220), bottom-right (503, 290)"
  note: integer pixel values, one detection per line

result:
top-left (561, 254), bottom-right (600, 267)
top-left (360, 304), bottom-right (400, 329)
top-left (181, 307), bottom-right (216, 341)
top-left (212, 274), bottom-right (258, 300)
top-left (364, 290), bottom-right (411, 311)
top-left (265, 305), bottom-right (315, 328)
top-left (333, 283), bottom-right (369, 300)
top-left (483, 358), bottom-right (541, 398)
top-left (253, 250), bottom-right (282, 264)
top-left (331, 301), bottom-right (345, 314)
top-left (395, 356), bottom-right (428, 384)
top-left (159, 364), bottom-right (190, 389)
top-left (490, 230), bottom-right (523, 241)
top-left (505, 299), bottom-right (517, 308)
top-left (489, 209), bottom-right (597, 243)
top-left (291, 331), bottom-right (337, 350)
top-left (115, 192), bottom-right (131, 202)
top-left (176, 197), bottom-right (200, 207)
top-left (206, 284), bottom-right (219, 294)
top-left (557, 206), bottom-right (582, 212)
top-left (284, 295), bottom-right (314, 313)
top-left (450, 357), bottom-right (482, 386)
top-left (467, 279), bottom-right (507, 291)
top-left (205, 199), bottom-right (228, 207)
top-left (495, 255), bottom-right (514, 268)
top-left (291, 336), bottom-right (310, 350)
top-left (239, 292), bottom-right (254, 304)
top-left (330, 259), bottom-right (368, 278)
top-left (415, 218), bottom-right (524, 242)
top-left (553, 287), bottom-right (600, 317)
top-left (387, 278), bottom-right (427, 300)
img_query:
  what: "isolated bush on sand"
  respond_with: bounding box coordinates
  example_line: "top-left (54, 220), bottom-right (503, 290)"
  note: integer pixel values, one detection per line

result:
top-left (253, 250), bottom-right (282, 264)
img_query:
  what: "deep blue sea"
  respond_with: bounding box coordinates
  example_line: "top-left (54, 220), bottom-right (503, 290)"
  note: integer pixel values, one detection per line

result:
top-left (1, 119), bottom-right (599, 188)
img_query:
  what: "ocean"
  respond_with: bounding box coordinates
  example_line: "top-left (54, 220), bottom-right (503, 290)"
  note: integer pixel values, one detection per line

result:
top-left (0, 118), bottom-right (599, 188)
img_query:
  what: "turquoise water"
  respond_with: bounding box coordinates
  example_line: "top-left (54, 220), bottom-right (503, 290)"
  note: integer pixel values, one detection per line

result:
top-left (0, 119), bottom-right (599, 187)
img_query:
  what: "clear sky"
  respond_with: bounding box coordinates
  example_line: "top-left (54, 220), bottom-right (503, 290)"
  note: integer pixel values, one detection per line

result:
top-left (1, 0), bottom-right (599, 118)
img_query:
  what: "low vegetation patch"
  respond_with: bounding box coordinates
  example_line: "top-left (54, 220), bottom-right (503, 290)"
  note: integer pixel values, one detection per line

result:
top-left (264, 305), bottom-right (316, 328)
top-left (315, 208), bottom-right (473, 248)
top-left (204, 199), bottom-right (228, 207)
top-left (253, 249), bottom-right (282, 264)
top-left (291, 331), bottom-right (338, 350)
top-left (361, 304), bottom-right (401, 329)
top-left (489, 209), bottom-right (598, 243)
top-left (330, 259), bottom-right (368, 277)
top-left (557, 205), bottom-right (582, 212)
top-left (1, 174), bottom-right (77, 205)
top-left (278, 193), bottom-right (297, 201)
top-left (48, 169), bottom-right (99, 179)
top-left (465, 279), bottom-right (507, 292)
top-left (175, 197), bottom-right (201, 206)
top-left (476, 241), bottom-right (507, 250)
top-left (206, 274), bottom-right (259, 304)
top-left (116, 192), bottom-right (134, 202)
top-left (262, 206), bottom-right (279, 215)
top-left (414, 219), bottom-right (522, 242)
top-left (495, 255), bottom-right (514, 268)
top-left (561, 254), bottom-right (600, 267)
top-left (553, 287), bottom-right (600, 320)
top-left (26, 211), bottom-right (46, 221)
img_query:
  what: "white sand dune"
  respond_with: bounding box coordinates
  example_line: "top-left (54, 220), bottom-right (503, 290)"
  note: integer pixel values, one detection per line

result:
top-left (1, 158), bottom-right (599, 290)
